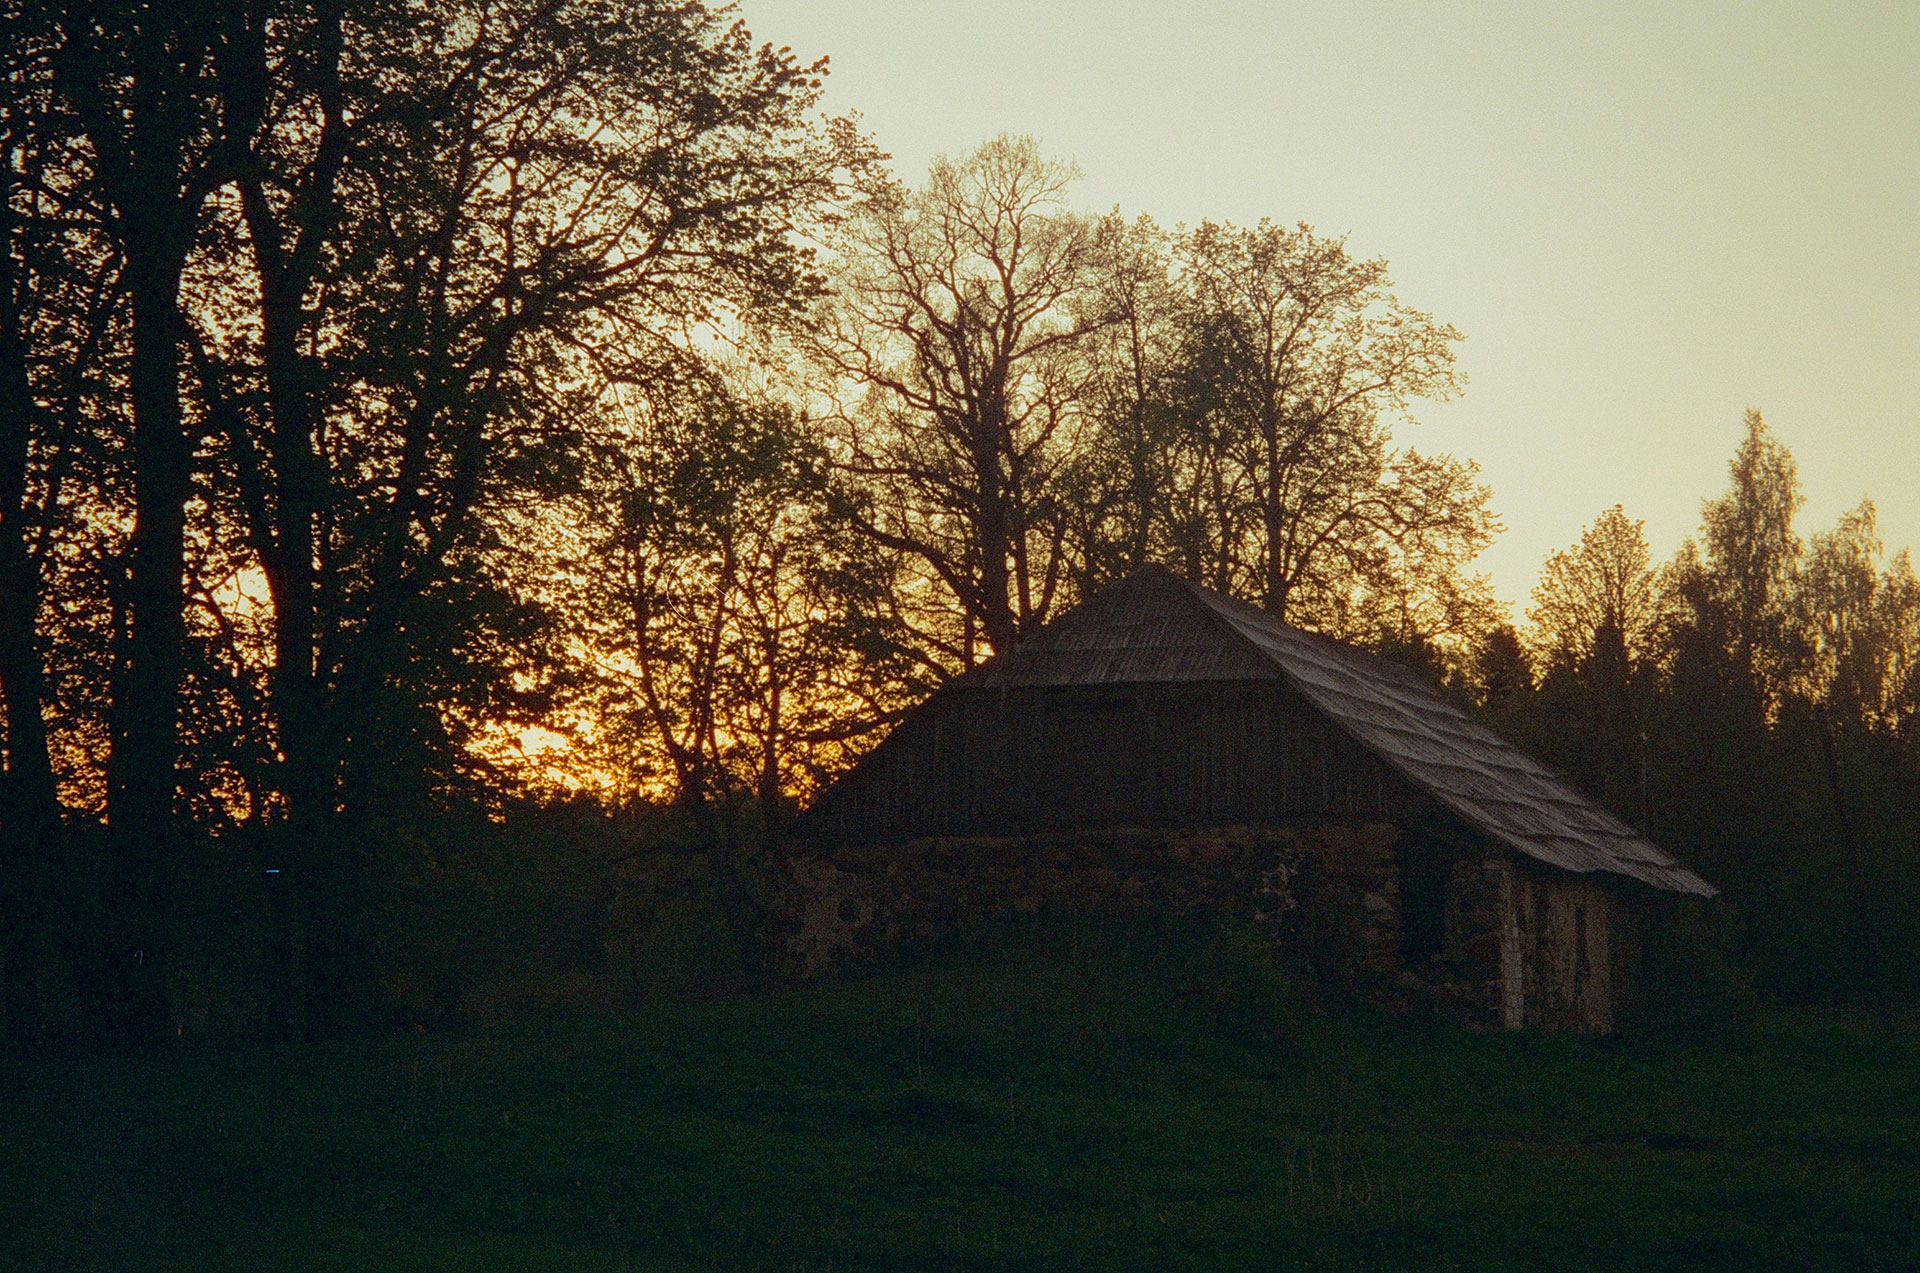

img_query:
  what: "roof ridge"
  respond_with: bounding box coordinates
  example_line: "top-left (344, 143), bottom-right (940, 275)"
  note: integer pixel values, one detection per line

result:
top-left (1154, 566), bottom-right (1299, 667)
top-left (952, 564), bottom-right (1284, 690)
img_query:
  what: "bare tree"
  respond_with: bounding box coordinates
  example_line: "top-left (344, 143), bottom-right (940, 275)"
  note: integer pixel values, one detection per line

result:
top-left (808, 136), bottom-right (1103, 664)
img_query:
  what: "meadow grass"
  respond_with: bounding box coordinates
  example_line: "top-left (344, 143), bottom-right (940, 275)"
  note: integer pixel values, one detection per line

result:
top-left (4, 926), bottom-right (1916, 1271)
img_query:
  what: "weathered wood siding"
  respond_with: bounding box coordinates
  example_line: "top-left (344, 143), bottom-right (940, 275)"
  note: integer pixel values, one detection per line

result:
top-left (804, 679), bottom-right (1438, 848)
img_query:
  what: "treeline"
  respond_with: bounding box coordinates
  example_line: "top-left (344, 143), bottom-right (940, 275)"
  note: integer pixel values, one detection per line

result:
top-left (0, 1), bottom-right (1908, 1050)
top-left (1482, 414), bottom-right (1920, 1016)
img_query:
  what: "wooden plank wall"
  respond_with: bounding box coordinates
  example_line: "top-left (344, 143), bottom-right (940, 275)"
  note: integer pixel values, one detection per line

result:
top-left (805, 680), bottom-right (1438, 847)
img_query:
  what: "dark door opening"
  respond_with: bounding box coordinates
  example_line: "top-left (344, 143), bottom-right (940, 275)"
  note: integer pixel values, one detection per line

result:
top-left (1399, 832), bottom-right (1451, 967)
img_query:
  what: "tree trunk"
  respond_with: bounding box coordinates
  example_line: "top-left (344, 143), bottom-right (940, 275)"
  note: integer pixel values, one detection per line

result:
top-left (1815, 710), bottom-right (1891, 1030)
top-left (0, 497), bottom-right (60, 1054)
top-left (973, 401), bottom-right (1017, 655)
top-left (259, 234), bottom-right (328, 1039)
top-left (1260, 411), bottom-right (1287, 618)
top-left (224, 0), bottom-right (347, 1037)
top-left (102, 252), bottom-right (193, 1047)
top-left (0, 173), bottom-right (64, 1054)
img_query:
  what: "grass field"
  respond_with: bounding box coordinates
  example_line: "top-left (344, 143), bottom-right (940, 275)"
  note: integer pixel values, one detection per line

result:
top-left (4, 925), bottom-right (1917, 1272)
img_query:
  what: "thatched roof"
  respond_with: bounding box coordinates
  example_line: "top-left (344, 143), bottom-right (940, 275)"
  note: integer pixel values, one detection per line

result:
top-left (950, 565), bottom-right (1714, 897)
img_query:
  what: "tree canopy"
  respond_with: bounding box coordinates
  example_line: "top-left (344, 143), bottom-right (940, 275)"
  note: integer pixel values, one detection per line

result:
top-left (0, 27), bottom-right (1912, 1054)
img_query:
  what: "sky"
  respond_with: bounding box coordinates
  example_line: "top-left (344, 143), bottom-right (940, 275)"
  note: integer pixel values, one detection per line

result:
top-left (741, 0), bottom-right (1920, 611)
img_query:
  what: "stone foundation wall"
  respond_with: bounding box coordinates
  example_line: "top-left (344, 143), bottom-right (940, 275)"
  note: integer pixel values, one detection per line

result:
top-left (768, 824), bottom-right (1417, 1009)
top-left (1434, 850), bottom-right (1509, 1029)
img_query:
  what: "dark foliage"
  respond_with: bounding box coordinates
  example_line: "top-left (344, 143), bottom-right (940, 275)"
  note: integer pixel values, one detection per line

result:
top-left (1486, 417), bottom-right (1920, 1017)
top-left (0, 0), bottom-right (1909, 1056)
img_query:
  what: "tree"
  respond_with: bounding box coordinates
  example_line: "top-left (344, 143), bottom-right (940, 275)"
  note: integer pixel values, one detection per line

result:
top-left (173, 0), bottom-right (849, 1034)
top-left (1697, 409), bottom-right (1804, 710)
top-left (1525, 505), bottom-right (1662, 670)
top-left (1790, 501), bottom-right (1920, 1024)
top-left (0, 13), bottom-right (90, 1049)
top-left (575, 374), bottom-right (919, 810)
top-left (1795, 502), bottom-right (1920, 734)
top-left (0, 0), bottom-right (851, 1041)
top-left (1065, 210), bottom-right (1181, 592)
top-left (1470, 624), bottom-right (1533, 708)
top-left (1643, 413), bottom-right (1806, 924)
top-left (1280, 442), bottom-right (1502, 659)
top-left (1162, 219), bottom-right (1469, 627)
top-left (548, 367), bottom-right (924, 977)
top-left (1516, 507), bottom-right (1665, 825)
top-left (32, 0), bottom-right (263, 1044)
top-left (1057, 213), bottom-right (1495, 663)
top-left (809, 135), bottom-right (1103, 665)
top-left (1493, 412), bottom-right (1920, 1013)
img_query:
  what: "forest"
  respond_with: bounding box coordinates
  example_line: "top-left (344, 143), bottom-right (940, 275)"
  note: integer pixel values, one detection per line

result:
top-left (1, 0), bottom-right (1917, 1056)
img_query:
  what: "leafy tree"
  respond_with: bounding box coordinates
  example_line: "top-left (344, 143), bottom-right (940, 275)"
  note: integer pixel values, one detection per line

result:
top-left (1470, 623), bottom-right (1533, 708)
top-left (1794, 502), bottom-right (1920, 733)
top-left (176, 0), bottom-right (849, 1033)
top-left (1066, 210), bottom-right (1181, 591)
top-left (1526, 505), bottom-right (1663, 671)
top-left (0, 0), bottom-right (849, 1042)
top-left (1788, 501), bottom-right (1920, 1021)
top-left (1696, 409), bottom-right (1805, 711)
top-left (1500, 413), bottom-right (1920, 1014)
top-left (1636, 416), bottom-right (1804, 907)
top-left (1511, 507), bottom-right (1666, 825)
top-left (0, 14), bottom-right (104, 1049)
top-left (1161, 220), bottom-right (1470, 628)
top-left (32, 0), bottom-right (262, 1044)
top-left (1065, 213), bottom-right (1496, 664)
top-left (542, 367), bottom-right (926, 987)
top-left (571, 373), bottom-right (921, 811)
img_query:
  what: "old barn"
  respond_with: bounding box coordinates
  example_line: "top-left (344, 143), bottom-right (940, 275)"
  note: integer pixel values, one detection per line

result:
top-left (785, 565), bottom-right (1714, 1031)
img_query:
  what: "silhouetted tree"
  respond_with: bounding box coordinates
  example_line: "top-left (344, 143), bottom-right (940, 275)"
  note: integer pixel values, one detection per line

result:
top-left (1066, 211), bottom-right (1180, 591)
top-left (1697, 410), bottom-right (1805, 712)
top-left (1471, 624), bottom-right (1533, 709)
top-left (1526, 505), bottom-right (1662, 671)
top-left (575, 374), bottom-right (920, 810)
top-left (1163, 219), bottom-right (1470, 626)
top-left (33, 0), bottom-right (265, 1044)
top-left (809, 136), bottom-right (1103, 664)
top-left (1065, 212), bottom-right (1496, 663)
top-left (0, 19), bottom-right (80, 1049)
top-left (1790, 502), bottom-right (1920, 1022)
top-left (177, 0), bottom-right (848, 1034)
top-left (1, 0), bottom-right (851, 1043)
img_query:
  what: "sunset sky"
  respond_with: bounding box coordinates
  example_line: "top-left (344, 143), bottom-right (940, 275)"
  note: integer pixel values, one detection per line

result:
top-left (745, 0), bottom-right (1919, 609)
